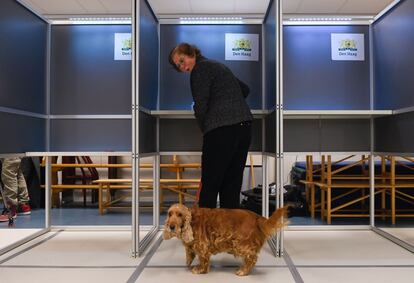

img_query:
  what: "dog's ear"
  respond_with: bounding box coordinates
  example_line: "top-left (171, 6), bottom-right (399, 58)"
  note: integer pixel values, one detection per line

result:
top-left (163, 227), bottom-right (173, 240)
top-left (181, 207), bottom-right (194, 244)
top-left (163, 212), bottom-right (172, 240)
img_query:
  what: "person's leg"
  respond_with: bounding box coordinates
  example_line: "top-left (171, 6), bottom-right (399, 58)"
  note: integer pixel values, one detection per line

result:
top-left (17, 166), bottom-right (30, 203)
top-left (1, 158), bottom-right (20, 206)
top-left (198, 126), bottom-right (238, 208)
top-left (219, 124), bottom-right (251, 209)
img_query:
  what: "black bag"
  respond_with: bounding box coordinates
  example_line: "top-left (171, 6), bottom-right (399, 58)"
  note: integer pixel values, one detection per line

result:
top-left (241, 184), bottom-right (308, 217)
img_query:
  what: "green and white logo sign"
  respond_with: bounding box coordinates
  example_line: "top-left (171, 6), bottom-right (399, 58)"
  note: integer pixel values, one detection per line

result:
top-left (114, 33), bottom-right (132, 60)
top-left (225, 33), bottom-right (259, 61)
top-left (331, 33), bottom-right (364, 61)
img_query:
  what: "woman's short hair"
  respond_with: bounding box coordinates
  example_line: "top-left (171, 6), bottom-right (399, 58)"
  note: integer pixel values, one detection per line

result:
top-left (168, 43), bottom-right (201, 72)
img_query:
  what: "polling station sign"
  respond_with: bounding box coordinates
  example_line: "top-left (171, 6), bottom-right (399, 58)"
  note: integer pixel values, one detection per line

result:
top-left (331, 33), bottom-right (364, 61)
top-left (225, 33), bottom-right (259, 61)
top-left (114, 33), bottom-right (132, 60)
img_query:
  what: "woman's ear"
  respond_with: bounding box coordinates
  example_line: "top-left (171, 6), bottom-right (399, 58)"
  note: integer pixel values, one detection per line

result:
top-left (181, 208), bottom-right (194, 243)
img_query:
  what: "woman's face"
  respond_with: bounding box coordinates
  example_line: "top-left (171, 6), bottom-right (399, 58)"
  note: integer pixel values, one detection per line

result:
top-left (172, 53), bottom-right (196, 72)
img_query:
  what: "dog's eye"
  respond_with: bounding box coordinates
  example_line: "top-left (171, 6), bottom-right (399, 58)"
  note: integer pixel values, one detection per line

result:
top-left (178, 213), bottom-right (182, 217)
top-left (168, 211), bottom-right (172, 217)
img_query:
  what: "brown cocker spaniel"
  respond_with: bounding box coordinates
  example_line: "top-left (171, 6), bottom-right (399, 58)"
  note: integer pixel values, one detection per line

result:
top-left (163, 204), bottom-right (287, 276)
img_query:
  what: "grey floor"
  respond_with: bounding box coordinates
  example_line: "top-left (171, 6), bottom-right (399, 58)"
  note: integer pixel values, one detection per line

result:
top-left (0, 229), bottom-right (413, 283)
top-left (1, 206), bottom-right (411, 228)
top-left (1, 207), bottom-right (414, 282)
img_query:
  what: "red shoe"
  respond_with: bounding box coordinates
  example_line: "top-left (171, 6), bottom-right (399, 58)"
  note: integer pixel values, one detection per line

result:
top-left (0, 214), bottom-right (11, 222)
top-left (0, 206), bottom-right (17, 222)
top-left (18, 203), bottom-right (31, 215)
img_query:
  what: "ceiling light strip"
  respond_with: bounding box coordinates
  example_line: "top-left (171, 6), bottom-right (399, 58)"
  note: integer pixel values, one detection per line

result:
top-left (288, 17), bottom-right (352, 21)
top-left (283, 21), bottom-right (372, 26)
top-left (180, 17), bottom-right (242, 20)
top-left (179, 17), bottom-right (244, 25)
top-left (69, 17), bottom-right (132, 21)
top-left (51, 18), bottom-right (132, 25)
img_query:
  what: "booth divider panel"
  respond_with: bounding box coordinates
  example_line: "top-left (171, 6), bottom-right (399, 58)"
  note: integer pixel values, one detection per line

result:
top-left (320, 119), bottom-right (370, 151)
top-left (264, 0), bottom-right (277, 110)
top-left (159, 119), bottom-right (203, 152)
top-left (51, 25), bottom-right (132, 115)
top-left (284, 119), bottom-right (370, 152)
top-left (159, 24), bottom-right (262, 110)
top-left (375, 111), bottom-right (414, 153)
top-left (373, 0), bottom-right (414, 110)
top-left (139, 111), bottom-right (156, 154)
top-left (0, 0), bottom-right (47, 114)
top-left (0, 112), bottom-right (46, 153)
top-left (265, 112), bottom-right (276, 153)
top-left (50, 119), bottom-right (131, 151)
top-left (283, 119), bottom-right (320, 152)
top-left (139, 0), bottom-right (158, 110)
top-left (159, 119), bottom-right (262, 152)
top-left (283, 25), bottom-right (370, 110)
top-left (250, 119), bottom-right (262, 152)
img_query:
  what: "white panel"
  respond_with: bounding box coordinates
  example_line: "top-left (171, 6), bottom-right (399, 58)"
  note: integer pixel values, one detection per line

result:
top-left (282, 0), bottom-right (302, 14)
top-left (298, 0), bottom-right (347, 14)
top-left (76, 0), bottom-right (108, 13)
top-left (28, 0), bottom-right (86, 14)
top-left (340, 0), bottom-right (394, 14)
top-left (98, 0), bottom-right (131, 14)
top-left (18, 0), bottom-right (47, 14)
top-left (190, 0), bottom-right (235, 13)
top-left (234, 0), bottom-right (270, 14)
top-left (148, 0), bottom-right (192, 14)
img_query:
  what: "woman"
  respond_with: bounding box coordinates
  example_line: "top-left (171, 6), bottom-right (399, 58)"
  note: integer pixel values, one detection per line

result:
top-left (169, 43), bottom-right (253, 209)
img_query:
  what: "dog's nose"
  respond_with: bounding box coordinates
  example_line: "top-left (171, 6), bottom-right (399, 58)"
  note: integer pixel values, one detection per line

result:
top-left (170, 225), bottom-right (175, 231)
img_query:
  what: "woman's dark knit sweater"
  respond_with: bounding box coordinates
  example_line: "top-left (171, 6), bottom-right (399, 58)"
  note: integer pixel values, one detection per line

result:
top-left (190, 56), bottom-right (253, 134)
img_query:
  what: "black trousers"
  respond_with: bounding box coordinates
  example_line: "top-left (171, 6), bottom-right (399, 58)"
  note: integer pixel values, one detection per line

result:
top-left (198, 122), bottom-right (252, 209)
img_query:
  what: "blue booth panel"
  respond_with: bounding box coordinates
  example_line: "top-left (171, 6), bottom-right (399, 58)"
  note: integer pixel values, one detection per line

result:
top-left (51, 25), bottom-right (132, 115)
top-left (0, 112), bottom-right (45, 153)
top-left (50, 119), bottom-right (131, 151)
top-left (375, 111), bottom-right (414, 153)
top-left (160, 24), bottom-right (262, 110)
top-left (283, 25), bottom-right (370, 110)
top-left (0, 0), bottom-right (47, 114)
top-left (264, 0), bottom-right (277, 110)
top-left (284, 119), bottom-right (370, 152)
top-left (139, 0), bottom-right (158, 110)
top-left (373, 0), bottom-right (414, 110)
top-left (159, 119), bottom-right (262, 152)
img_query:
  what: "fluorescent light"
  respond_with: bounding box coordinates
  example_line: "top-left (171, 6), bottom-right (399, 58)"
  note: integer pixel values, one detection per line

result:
top-left (179, 17), bottom-right (243, 24)
top-left (56, 17), bottom-right (132, 24)
top-left (69, 17), bottom-right (131, 21)
top-left (288, 17), bottom-right (352, 21)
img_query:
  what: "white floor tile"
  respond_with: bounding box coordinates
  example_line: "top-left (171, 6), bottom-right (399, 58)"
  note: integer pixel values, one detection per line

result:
top-left (135, 267), bottom-right (294, 283)
top-left (299, 267), bottom-right (414, 283)
top-left (0, 267), bottom-right (136, 283)
top-left (1, 231), bottom-right (149, 267)
top-left (0, 229), bottom-right (42, 250)
top-left (149, 238), bottom-right (286, 267)
top-left (284, 230), bottom-right (414, 265)
top-left (381, 228), bottom-right (414, 246)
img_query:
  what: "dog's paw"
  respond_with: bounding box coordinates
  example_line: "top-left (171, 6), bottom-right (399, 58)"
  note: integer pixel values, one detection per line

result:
top-left (186, 254), bottom-right (195, 266)
top-left (236, 269), bottom-right (250, 276)
top-left (186, 258), bottom-right (194, 267)
top-left (191, 265), bottom-right (208, 274)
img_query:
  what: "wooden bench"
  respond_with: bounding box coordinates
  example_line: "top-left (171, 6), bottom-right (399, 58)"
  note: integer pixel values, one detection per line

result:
top-left (40, 156), bottom-right (201, 207)
top-left (302, 155), bottom-right (414, 224)
top-left (93, 178), bottom-right (201, 214)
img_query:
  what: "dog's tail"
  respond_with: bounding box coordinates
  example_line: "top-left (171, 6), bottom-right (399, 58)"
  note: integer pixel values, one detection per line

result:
top-left (261, 206), bottom-right (289, 238)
